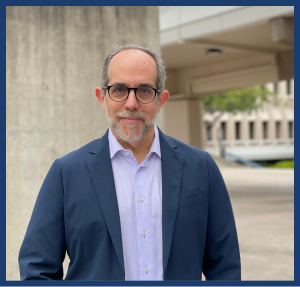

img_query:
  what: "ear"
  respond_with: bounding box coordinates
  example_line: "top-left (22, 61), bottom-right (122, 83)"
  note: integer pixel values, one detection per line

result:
top-left (95, 87), bottom-right (105, 111)
top-left (157, 90), bottom-right (169, 113)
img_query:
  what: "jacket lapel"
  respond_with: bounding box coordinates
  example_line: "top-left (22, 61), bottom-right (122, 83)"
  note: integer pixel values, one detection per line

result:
top-left (85, 131), bottom-right (125, 276)
top-left (159, 131), bottom-right (185, 274)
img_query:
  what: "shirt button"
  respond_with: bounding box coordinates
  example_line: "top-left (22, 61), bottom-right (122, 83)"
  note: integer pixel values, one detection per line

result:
top-left (140, 196), bottom-right (144, 202)
top-left (138, 167), bottom-right (141, 171)
top-left (125, 152), bottom-right (129, 156)
top-left (145, 267), bottom-right (149, 273)
top-left (142, 231), bottom-right (147, 237)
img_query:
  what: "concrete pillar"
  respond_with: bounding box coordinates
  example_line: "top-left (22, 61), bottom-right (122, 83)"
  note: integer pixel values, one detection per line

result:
top-left (255, 110), bottom-right (262, 140)
top-left (277, 50), bottom-right (294, 81)
top-left (281, 109), bottom-right (288, 139)
top-left (269, 16), bottom-right (294, 81)
top-left (268, 106), bottom-right (276, 140)
top-left (195, 100), bottom-right (204, 149)
top-left (6, 6), bottom-right (160, 280)
top-left (164, 98), bottom-right (204, 150)
top-left (227, 114), bottom-right (234, 141)
top-left (241, 114), bottom-right (249, 140)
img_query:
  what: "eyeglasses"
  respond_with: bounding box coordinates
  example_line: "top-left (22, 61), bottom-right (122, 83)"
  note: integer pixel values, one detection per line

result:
top-left (104, 84), bottom-right (161, 104)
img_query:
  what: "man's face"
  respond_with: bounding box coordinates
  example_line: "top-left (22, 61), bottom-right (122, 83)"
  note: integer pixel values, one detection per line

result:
top-left (97, 49), bottom-right (168, 143)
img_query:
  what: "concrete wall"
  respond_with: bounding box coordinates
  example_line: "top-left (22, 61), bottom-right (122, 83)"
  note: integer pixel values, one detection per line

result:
top-left (6, 6), bottom-right (161, 280)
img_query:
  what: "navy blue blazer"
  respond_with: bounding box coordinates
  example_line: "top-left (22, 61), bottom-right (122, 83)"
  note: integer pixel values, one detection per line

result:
top-left (19, 129), bottom-right (241, 280)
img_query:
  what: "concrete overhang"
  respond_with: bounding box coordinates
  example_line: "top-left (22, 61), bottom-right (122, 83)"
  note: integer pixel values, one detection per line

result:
top-left (159, 6), bottom-right (294, 98)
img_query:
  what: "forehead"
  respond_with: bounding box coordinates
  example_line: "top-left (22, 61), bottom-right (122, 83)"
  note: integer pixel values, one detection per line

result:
top-left (107, 49), bottom-right (157, 85)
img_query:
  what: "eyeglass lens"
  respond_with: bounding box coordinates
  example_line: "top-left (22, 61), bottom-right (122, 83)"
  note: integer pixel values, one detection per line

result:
top-left (109, 85), bottom-right (155, 103)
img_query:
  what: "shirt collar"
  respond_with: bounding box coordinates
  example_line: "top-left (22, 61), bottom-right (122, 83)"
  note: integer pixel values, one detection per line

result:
top-left (108, 124), bottom-right (161, 159)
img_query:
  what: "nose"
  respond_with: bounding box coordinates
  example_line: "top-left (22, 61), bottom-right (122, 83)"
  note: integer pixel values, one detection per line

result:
top-left (124, 89), bottom-right (139, 110)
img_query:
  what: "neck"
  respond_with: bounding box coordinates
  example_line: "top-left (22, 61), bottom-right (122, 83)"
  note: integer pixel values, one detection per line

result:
top-left (111, 125), bottom-right (155, 164)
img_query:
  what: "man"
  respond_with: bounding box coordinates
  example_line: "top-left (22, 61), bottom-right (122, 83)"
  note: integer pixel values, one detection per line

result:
top-left (19, 45), bottom-right (241, 280)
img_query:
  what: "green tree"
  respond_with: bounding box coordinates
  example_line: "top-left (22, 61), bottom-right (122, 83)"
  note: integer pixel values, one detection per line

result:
top-left (201, 85), bottom-right (276, 130)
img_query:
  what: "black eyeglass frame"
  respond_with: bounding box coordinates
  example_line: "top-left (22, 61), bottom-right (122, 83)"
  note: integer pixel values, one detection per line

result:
top-left (104, 84), bottom-right (161, 104)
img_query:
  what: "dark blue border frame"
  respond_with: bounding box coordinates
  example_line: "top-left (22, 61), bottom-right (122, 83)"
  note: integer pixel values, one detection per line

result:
top-left (4, 3), bottom-right (297, 286)
top-left (1, 281), bottom-right (299, 286)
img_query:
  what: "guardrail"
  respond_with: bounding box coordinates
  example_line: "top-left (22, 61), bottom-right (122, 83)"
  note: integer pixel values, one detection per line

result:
top-left (223, 151), bottom-right (265, 168)
top-left (205, 139), bottom-right (294, 161)
top-left (206, 139), bottom-right (294, 149)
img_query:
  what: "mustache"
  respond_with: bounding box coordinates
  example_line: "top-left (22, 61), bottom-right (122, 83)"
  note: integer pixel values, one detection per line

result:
top-left (114, 110), bottom-right (148, 121)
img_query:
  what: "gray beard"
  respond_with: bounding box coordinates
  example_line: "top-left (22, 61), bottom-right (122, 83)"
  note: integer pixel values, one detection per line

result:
top-left (104, 98), bottom-right (158, 143)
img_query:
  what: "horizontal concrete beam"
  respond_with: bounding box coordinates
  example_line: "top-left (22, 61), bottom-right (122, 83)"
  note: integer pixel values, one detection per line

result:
top-left (160, 6), bottom-right (294, 46)
top-left (189, 65), bottom-right (278, 96)
top-left (190, 39), bottom-right (277, 55)
top-left (165, 52), bottom-right (279, 97)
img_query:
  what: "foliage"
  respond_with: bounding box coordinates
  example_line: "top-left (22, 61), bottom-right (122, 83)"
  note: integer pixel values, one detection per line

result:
top-left (268, 160), bottom-right (294, 168)
top-left (201, 85), bottom-right (275, 128)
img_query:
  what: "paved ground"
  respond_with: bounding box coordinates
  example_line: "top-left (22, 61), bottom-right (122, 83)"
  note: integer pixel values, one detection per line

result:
top-left (220, 167), bottom-right (294, 281)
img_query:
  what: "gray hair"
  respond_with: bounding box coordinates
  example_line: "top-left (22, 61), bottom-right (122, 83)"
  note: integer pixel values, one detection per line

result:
top-left (100, 45), bottom-right (166, 96)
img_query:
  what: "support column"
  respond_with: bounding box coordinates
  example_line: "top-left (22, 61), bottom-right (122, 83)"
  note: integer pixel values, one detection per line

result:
top-left (241, 114), bottom-right (249, 140)
top-left (277, 50), bottom-right (294, 81)
top-left (189, 99), bottom-right (203, 149)
top-left (227, 114), bottom-right (234, 141)
top-left (268, 107), bottom-right (276, 140)
top-left (164, 98), bottom-right (204, 150)
top-left (255, 110), bottom-right (262, 140)
top-left (269, 16), bottom-right (294, 81)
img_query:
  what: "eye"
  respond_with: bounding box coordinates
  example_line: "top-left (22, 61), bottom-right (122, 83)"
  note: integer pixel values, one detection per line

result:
top-left (111, 86), bottom-right (127, 94)
top-left (116, 87), bottom-right (126, 93)
top-left (140, 87), bottom-right (151, 94)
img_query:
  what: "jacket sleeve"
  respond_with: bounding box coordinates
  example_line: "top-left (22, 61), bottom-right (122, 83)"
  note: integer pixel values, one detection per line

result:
top-left (202, 153), bottom-right (241, 280)
top-left (19, 159), bottom-right (66, 280)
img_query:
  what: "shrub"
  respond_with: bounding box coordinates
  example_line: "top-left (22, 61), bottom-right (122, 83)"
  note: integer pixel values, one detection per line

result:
top-left (269, 160), bottom-right (294, 168)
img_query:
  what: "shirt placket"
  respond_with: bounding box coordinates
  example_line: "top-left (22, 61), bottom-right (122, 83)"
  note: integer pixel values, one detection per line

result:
top-left (134, 161), bottom-right (151, 280)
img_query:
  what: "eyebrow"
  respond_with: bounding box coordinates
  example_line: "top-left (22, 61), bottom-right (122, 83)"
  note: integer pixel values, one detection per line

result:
top-left (110, 82), bottom-right (156, 88)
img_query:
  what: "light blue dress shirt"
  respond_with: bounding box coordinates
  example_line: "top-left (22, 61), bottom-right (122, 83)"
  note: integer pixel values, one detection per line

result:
top-left (108, 125), bottom-right (163, 281)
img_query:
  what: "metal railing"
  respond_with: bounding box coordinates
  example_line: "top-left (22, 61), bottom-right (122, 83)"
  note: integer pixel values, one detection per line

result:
top-left (205, 138), bottom-right (294, 161)
top-left (223, 151), bottom-right (265, 168)
top-left (206, 138), bottom-right (294, 149)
